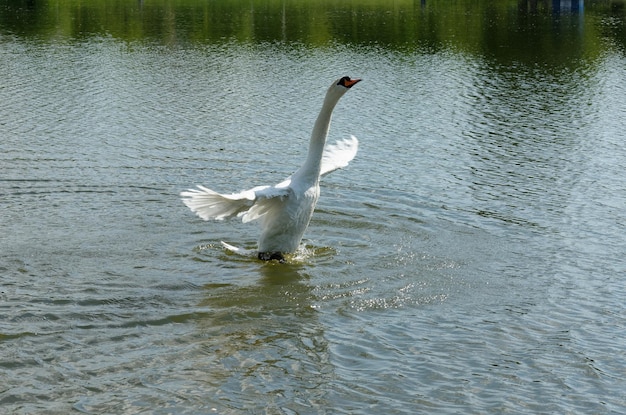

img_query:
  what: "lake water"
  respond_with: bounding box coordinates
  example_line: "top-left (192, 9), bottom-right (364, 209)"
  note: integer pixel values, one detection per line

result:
top-left (2, 0), bottom-right (626, 413)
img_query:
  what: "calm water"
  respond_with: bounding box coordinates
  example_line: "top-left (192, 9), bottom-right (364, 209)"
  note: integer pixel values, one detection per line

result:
top-left (2, 1), bottom-right (626, 413)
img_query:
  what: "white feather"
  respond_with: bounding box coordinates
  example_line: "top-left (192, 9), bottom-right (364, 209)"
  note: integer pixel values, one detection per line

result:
top-left (220, 241), bottom-right (256, 257)
top-left (320, 135), bottom-right (359, 176)
top-left (180, 185), bottom-right (254, 221)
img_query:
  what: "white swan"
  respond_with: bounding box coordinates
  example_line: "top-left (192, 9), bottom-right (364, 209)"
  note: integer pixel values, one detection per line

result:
top-left (181, 76), bottom-right (361, 262)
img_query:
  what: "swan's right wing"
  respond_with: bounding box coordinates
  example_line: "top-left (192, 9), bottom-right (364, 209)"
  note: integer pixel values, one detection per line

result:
top-left (320, 135), bottom-right (359, 177)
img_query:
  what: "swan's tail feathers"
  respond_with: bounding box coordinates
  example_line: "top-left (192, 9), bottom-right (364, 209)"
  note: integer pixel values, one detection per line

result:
top-left (180, 185), bottom-right (255, 221)
top-left (320, 135), bottom-right (359, 176)
top-left (221, 241), bottom-right (256, 257)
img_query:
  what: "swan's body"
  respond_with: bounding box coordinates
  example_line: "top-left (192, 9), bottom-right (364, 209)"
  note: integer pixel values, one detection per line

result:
top-left (181, 76), bottom-right (361, 261)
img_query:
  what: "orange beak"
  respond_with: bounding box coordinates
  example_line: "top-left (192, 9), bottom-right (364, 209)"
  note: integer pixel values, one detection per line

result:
top-left (344, 78), bottom-right (362, 88)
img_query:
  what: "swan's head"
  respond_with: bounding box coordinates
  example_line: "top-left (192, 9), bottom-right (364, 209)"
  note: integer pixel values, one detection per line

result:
top-left (325, 76), bottom-right (361, 103)
top-left (336, 76), bottom-right (361, 89)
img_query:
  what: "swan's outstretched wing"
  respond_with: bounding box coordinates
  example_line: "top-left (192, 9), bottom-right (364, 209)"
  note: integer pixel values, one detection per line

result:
top-left (320, 135), bottom-right (359, 177)
top-left (239, 179), bottom-right (291, 224)
top-left (181, 180), bottom-right (291, 222)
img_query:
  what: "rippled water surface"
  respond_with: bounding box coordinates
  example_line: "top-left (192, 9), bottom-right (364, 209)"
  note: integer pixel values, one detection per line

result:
top-left (2, 1), bottom-right (626, 413)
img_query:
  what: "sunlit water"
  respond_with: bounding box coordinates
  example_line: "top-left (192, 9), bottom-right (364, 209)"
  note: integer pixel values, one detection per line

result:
top-left (2, 3), bottom-right (626, 414)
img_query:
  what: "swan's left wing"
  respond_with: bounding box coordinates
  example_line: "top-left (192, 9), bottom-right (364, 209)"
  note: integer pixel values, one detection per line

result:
top-left (239, 179), bottom-right (292, 224)
top-left (320, 135), bottom-right (359, 177)
top-left (180, 179), bottom-right (290, 222)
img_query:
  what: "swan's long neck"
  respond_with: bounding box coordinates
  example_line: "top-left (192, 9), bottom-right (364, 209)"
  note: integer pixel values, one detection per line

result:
top-left (295, 92), bottom-right (341, 183)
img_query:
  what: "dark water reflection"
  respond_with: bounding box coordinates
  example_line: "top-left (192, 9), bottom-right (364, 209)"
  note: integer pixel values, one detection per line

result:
top-left (2, 0), bottom-right (625, 58)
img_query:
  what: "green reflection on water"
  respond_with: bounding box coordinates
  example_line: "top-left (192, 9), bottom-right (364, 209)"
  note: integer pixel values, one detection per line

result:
top-left (2, 0), bottom-right (625, 59)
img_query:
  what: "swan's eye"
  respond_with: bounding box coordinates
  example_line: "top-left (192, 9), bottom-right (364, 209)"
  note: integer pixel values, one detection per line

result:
top-left (337, 76), bottom-right (350, 86)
